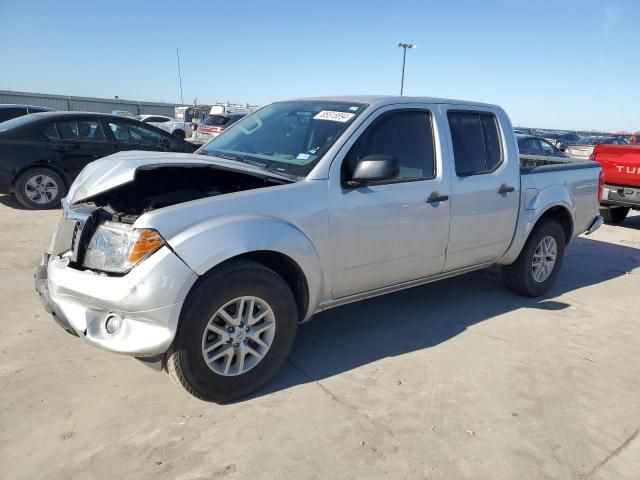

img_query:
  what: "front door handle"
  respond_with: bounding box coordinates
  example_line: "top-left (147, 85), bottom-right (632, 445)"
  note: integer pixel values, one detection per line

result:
top-left (426, 192), bottom-right (449, 203)
top-left (497, 184), bottom-right (515, 194)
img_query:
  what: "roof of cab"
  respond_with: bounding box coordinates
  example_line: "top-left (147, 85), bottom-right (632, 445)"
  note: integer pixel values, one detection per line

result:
top-left (290, 95), bottom-right (498, 109)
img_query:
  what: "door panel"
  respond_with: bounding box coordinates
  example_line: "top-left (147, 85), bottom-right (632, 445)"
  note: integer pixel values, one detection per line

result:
top-left (328, 106), bottom-right (450, 298)
top-left (329, 180), bottom-right (450, 297)
top-left (47, 118), bottom-right (115, 179)
top-left (443, 107), bottom-right (519, 271)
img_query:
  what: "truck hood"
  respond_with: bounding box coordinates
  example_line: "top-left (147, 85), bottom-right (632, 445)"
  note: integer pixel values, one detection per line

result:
top-left (66, 150), bottom-right (293, 204)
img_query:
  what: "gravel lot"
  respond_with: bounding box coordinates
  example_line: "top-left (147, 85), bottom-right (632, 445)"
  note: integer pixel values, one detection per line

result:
top-left (0, 195), bottom-right (639, 480)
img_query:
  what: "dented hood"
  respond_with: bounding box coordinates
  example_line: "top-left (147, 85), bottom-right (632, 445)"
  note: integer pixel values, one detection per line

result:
top-left (66, 150), bottom-right (293, 204)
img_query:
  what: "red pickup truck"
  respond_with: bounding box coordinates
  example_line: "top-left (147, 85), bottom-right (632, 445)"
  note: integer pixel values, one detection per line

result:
top-left (591, 144), bottom-right (640, 223)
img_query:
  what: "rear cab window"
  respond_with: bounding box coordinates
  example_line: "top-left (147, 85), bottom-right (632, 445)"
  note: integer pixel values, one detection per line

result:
top-left (203, 115), bottom-right (231, 126)
top-left (447, 111), bottom-right (503, 176)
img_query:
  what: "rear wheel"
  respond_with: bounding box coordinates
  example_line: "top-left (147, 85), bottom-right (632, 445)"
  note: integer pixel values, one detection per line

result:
top-left (502, 218), bottom-right (565, 297)
top-left (14, 168), bottom-right (65, 209)
top-left (600, 207), bottom-right (629, 224)
top-left (166, 260), bottom-right (298, 402)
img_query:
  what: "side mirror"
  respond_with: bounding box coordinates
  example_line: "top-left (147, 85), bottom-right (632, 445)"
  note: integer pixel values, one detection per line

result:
top-left (347, 155), bottom-right (399, 187)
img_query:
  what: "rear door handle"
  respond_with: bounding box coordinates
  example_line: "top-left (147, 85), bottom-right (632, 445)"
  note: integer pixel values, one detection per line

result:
top-left (497, 184), bottom-right (515, 194)
top-left (426, 192), bottom-right (449, 203)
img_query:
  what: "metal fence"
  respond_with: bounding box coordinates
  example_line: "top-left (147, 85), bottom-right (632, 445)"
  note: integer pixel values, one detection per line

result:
top-left (0, 90), bottom-right (180, 117)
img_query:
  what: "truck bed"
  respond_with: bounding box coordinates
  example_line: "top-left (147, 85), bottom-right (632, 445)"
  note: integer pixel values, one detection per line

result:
top-left (518, 154), bottom-right (601, 243)
top-left (520, 154), bottom-right (597, 174)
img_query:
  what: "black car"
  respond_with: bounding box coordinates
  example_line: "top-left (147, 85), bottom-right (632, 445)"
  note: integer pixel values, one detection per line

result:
top-left (538, 131), bottom-right (581, 150)
top-left (0, 111), bottom-right (197, 209)
top-left (516, 134), bottom-right (568, 158)
top-left (0, 104), bottom-right (55, 123)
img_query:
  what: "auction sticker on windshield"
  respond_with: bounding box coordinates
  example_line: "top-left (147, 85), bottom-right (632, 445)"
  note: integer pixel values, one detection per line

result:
top-left (314, 111), bottom-right (355, 122)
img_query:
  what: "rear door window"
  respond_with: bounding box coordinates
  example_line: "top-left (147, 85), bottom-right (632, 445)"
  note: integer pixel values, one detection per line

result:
top-left (520, 138), bottom-right (540, 154)
top-left (55, 119), bottom-right (106, 142)
top-left (448, 111), bottom-right (503, 176)
top-left (538, 139), bottom-right (556, 154)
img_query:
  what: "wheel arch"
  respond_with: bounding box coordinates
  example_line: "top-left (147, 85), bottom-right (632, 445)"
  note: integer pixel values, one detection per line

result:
top-left (197, 251), bottom-right (310, 323)
top-left (167, 215), bottom-right (325, 321)
top-left (537, 205), bottom-right (573, 244)
top-left (498, 201), bottom-right (574, 266)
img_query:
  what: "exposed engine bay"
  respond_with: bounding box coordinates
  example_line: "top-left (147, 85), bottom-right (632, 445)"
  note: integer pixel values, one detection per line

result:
top-left (78, 165), bottom-right (290, 222)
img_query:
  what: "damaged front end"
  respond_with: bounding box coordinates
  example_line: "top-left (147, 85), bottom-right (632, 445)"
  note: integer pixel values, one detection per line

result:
top-left (57, 154), bottom-right (294, 272)
top-left (36, 153), bottom-right (294, 357)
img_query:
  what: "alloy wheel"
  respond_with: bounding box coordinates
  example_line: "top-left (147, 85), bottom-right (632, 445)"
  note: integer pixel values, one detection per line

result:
top-left (201, 296), bottom-right (276, 376)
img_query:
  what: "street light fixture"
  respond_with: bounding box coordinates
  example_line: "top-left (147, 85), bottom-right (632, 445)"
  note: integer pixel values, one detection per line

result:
top-left (398, 42), bottom-right (416, 96)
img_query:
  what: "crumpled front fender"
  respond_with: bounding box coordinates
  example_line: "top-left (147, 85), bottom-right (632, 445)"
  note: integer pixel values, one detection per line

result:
top-left (167, 214), bottom-right (325, 320)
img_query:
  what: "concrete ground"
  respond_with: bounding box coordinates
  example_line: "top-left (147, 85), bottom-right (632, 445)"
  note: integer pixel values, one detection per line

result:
top-left (0, 195), bottom-right (638, 480)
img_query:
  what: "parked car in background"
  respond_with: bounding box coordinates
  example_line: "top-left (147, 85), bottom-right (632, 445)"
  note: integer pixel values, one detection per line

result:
top-left (590, 143), bottom-right (640, 224)
top-left (540, 132), bottom-right (582, 151)
top-left (609, 133), bottom-right (640, 145)
top-left (35, 96), bottom-right (603, 402)
top-left (566, 136), bottom-right (628, 159)
top-left (135, 114), bottom-right (193, 139)
top-left (517, 134), bottom-right (568, 158)
top-left (0, 104), bottom-right (54, 123)
top-left (192, 112), bottom-right (246, 145)
top-left (0, 111), bottom-right (197, 209)
top-left (135, 114), bottom-right (173, 123)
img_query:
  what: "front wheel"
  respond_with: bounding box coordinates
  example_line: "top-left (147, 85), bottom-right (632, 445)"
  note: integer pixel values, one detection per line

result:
top-left (166, 260), bottom-right (298, 402)
top-left (172, 129), bottom-right (186, 139)
top-left (502, 218), bottom-right (565, 297)
top-left (600, 207), bottom-right (629, 224)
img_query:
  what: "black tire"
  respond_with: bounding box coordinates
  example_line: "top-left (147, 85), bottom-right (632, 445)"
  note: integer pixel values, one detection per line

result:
top-left (600, 207), bottom-right (629, 224)
top-left (14, 168), bottom-right (65, 210)
top-left (172, 129), bottom-right (186, 139)
top-left (167, 259), bottom-right (298, 403)
top-left (502, 218), bottom-right (565, 297)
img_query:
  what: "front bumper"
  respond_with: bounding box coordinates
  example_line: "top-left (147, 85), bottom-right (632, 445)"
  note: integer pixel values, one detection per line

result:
top-left (35, 246), bottom-right (198, 357)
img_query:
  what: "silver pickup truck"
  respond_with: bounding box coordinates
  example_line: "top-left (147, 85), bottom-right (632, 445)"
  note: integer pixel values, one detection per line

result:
top-left (35, 96), bottom-right (603, 402)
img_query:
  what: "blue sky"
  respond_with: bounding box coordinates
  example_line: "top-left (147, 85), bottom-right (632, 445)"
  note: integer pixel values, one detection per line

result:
top-left (1, 0), bottom-right (638, 131)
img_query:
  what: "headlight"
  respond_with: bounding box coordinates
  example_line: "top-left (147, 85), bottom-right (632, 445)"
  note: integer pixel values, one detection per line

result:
top-left (82, 221), bottom-right (165, 273)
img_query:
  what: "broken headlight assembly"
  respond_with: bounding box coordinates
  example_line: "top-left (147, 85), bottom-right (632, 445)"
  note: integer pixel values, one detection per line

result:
top-left (82, 221), bottom-right (165, 274)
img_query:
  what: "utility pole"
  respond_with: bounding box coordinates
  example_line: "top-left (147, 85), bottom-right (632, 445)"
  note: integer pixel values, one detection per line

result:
top-left (398, 43), bottom-right (416, 96)
top-left (176, 48), bottom-right (184, 105)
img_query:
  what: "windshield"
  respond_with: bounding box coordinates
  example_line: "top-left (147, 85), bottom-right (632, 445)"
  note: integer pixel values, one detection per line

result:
top-left (199, 101), bottom-right (367, 176)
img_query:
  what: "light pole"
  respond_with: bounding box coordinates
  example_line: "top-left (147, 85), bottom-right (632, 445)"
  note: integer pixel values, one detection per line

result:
top-left (398, 42), bottom-right (416, 96)
top-left (176, 47), bottom-right (184, 106)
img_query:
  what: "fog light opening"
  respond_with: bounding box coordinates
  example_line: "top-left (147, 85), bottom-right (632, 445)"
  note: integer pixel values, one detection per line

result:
top-left (105, 315), bottom-right (122, 335)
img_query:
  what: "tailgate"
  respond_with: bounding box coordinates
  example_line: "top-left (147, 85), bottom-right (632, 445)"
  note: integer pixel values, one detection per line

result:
top-left (594, 144), bottom-right (640, 188)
